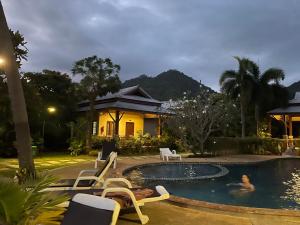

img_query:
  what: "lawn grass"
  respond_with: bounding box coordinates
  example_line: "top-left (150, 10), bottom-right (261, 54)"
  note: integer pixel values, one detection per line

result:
top-left (0, 152), bottom-right (95, 178)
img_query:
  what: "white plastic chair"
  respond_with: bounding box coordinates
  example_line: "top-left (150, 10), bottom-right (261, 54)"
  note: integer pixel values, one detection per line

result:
top-left (159, 148), bottom-right (182, 161)
top-left (95, 151), bottom-right (117, 169)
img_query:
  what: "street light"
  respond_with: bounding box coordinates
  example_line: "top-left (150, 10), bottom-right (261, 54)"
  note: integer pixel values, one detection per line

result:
top-left (42, 106), bottom-right (57, 143)
top-left (47, 106), bottom-right (56, 114)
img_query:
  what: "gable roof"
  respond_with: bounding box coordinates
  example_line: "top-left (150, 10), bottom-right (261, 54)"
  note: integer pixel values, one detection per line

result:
top-left (268, 92), bottom-right (300, 115)
top-left (79, 85), bottom-right (160, 105)
top-left (78, 85), bottom-right (170, 114)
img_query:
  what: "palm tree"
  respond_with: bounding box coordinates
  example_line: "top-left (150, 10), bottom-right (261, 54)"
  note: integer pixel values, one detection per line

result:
top-left (219, 57), bottom-right (259, 138)
top-left (252, 68), bottom-right (288, 134)
top-left (0, 2), bottom-right (35, 177)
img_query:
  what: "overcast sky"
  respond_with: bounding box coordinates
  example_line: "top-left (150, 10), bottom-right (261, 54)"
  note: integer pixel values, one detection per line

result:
top-left (3, 0), bottom-right (300, 90)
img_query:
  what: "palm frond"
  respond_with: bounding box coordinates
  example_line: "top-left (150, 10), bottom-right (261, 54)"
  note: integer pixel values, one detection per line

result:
top-left (219, 70), bottom-right (238, 85)
top-left (260, 68), bottom-right (285, 84)
top-left (221, 79), bottom-right (239, 98)
top-left (0, 175), bottom-right (67, 225)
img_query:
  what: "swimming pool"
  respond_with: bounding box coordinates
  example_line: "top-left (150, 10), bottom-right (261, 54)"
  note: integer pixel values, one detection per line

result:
top-left (124, 158), bottom-right (300, 209)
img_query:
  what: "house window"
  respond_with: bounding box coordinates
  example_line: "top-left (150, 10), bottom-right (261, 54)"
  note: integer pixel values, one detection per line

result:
top-left (106, 121), bottom-right (115, 136)
top-left (92, 121), bottom-right (97, 135)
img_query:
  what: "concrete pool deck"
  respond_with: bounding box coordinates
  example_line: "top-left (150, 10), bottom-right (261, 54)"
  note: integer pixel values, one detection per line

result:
top-left (50, 154), bottom-right (300, 225)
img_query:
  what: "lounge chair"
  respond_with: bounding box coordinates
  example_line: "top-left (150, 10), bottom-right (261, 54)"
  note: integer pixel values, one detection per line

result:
top-left (95, 140), bottom-right (117, 169)
top-left (43, 152), bottom-right (118, 191)
top-left (61, 193), bottom-right (120, 225)
top-left (58, 185), bottom-right (170, 224)
top-left (159, 148), bottom-right (182, 161)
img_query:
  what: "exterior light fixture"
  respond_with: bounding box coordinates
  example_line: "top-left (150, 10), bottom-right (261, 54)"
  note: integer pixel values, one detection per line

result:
top-left (47, 106), bottom-right (56, 114)
top-left (0, 57), bottom-right (5, 66)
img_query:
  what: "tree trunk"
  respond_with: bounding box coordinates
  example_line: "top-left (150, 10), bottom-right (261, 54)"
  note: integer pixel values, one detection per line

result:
top-left (114, 110), bottom-right (120, 138)
top-left (240, 95), bottom-right (246, 138)
top-left (86, 99), bottom-right (95, 150)
top-left (0, 2), bottom-right (35, 177)
top-left (255, 104), bottom-right (260, 136)
top-left (199, 141), bottom-right (204, 155)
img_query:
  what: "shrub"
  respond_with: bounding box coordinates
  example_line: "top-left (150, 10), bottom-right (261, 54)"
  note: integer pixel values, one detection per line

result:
top-left (68, 139), bottom-right (84, 156)
top-left (206, 137), bottom-right (291, 155)
top-left (88, 150), bottom-right (99, 157)
top-left (91, 136), bottom-right (107, 150)
top-left (116, 134), bottom-right (181, 155)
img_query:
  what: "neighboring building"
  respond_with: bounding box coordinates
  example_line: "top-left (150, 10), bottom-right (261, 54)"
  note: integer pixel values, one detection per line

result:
top-left (78, 86), bottom-right (169, 138)
top-left (268, 92), bottom-right (300, 138)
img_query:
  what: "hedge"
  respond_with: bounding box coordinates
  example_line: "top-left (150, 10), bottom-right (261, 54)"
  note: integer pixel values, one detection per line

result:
top-left (206, 137), bottom-right (300, 155)
top-left (91, 135), bottom-right (182, 156)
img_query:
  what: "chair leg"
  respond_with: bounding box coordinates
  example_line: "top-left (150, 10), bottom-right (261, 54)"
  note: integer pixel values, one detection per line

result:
top-left (113, 159), bottom-right (117, 169)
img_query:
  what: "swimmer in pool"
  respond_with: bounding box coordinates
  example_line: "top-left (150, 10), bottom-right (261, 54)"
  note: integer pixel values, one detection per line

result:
top-left (227, 175), bottom-right (255, 192)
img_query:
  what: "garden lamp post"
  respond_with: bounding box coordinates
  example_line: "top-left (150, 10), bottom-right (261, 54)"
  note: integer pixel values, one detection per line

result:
top-left (42, 106), bottom-right (57, 141)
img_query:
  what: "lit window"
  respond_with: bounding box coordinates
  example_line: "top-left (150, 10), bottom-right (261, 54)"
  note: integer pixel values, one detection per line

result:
top-left (92, 121), bottom-right (97, 135)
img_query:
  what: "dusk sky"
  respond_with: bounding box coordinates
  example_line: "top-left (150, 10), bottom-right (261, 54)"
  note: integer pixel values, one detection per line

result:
top-left (3, 0), bottom-right (300, 90)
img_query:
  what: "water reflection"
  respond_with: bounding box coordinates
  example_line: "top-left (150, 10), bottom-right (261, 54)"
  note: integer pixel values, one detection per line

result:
top-left (281, 169), bottom-right (300, 204)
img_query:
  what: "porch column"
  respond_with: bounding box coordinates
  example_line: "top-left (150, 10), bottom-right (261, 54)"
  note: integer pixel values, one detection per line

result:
top-left (284, 115), bottom-right (288, 136)
top-left (268, 116), bottom-right (272, 136)
top-left (289, 115), bottom-right (293, 137)
top-left (158, 116), bottom-right (161, 136)
top-left (114, 110), bottom-right (120, 137)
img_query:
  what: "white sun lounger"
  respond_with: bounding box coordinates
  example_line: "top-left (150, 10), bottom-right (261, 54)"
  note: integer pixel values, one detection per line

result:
top-left (61, 193), bottom-right (120, 225)
top-left (43, 152), bottom-right (121, 191)
top-left (160, 148), bottom-right (182, 161)
top-left (58, 185), bottom-right (170, 225)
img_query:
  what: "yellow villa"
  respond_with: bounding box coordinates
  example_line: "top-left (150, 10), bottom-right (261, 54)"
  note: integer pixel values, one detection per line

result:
top-left (78, 86), bottom-right (169, 138)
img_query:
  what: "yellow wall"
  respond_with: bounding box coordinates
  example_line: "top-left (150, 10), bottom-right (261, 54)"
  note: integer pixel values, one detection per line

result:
top-left (292, 116), bottom-right (300, 122)
top-left (98, 110), bottom-right (148, 138)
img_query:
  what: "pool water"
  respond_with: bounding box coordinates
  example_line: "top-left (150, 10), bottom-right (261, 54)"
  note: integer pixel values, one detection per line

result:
top-left (129, 163), bottom-right (227, 180)
top-left (136, 158), bottom-right (300, 209)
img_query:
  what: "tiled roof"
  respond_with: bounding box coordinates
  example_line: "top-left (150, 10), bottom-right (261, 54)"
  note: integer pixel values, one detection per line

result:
top-left (268, 92), bottom-right (300, 115)
top-left (78, 100), bottom-right (170, 114)
top-left (79, 85), bottom-right (161, 104)
top-left (78, 85), bottom-right (170, 114)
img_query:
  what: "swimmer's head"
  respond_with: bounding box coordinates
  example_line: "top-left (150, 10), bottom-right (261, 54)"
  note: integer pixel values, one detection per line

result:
top-left (242, 175), bottom-right (250, 183)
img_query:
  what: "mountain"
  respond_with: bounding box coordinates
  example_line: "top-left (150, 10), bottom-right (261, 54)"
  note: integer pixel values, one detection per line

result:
top-left (288, 81), bottom-right (300, 98)
top-left (122, 69), bottom-right (214, 101)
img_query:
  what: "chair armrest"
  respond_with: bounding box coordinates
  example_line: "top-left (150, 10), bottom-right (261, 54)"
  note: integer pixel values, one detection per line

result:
top-left (78, 169), bottom-right (98, 177)
top-left (103, 178), bottom-right (133, 188)
top-left (172, 150), bottom-right (176, 154)
top-left (73, 176), bottom-right (99, 188)
top-left (155, 185), bottom-right (170, 197)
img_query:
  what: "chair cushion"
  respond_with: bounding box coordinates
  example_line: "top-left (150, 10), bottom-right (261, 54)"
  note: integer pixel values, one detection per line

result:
top-left (61, 200), bottom-right (113, 225)
top-left (101, 141), bottom-right (116, 160)
top-left (57, 187), bottom-right (161, 208)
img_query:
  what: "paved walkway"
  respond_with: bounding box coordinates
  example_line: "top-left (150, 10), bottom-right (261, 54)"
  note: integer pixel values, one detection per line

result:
top-left (0, 156), bottom-right (94, 172)
top-left (50, 154), bottom-right (300, 225)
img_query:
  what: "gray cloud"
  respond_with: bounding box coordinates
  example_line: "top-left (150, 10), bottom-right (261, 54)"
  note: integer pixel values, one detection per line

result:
top-left (3, 0), bottom-right (300, 90)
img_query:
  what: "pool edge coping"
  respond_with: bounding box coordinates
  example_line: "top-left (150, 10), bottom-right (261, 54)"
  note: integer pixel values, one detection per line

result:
top-left (168, 194), bottom-right (300, 217)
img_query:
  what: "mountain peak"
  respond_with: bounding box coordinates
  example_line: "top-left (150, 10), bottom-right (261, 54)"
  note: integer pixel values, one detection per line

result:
top-left (122, 70), bottom-right (214, 101)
